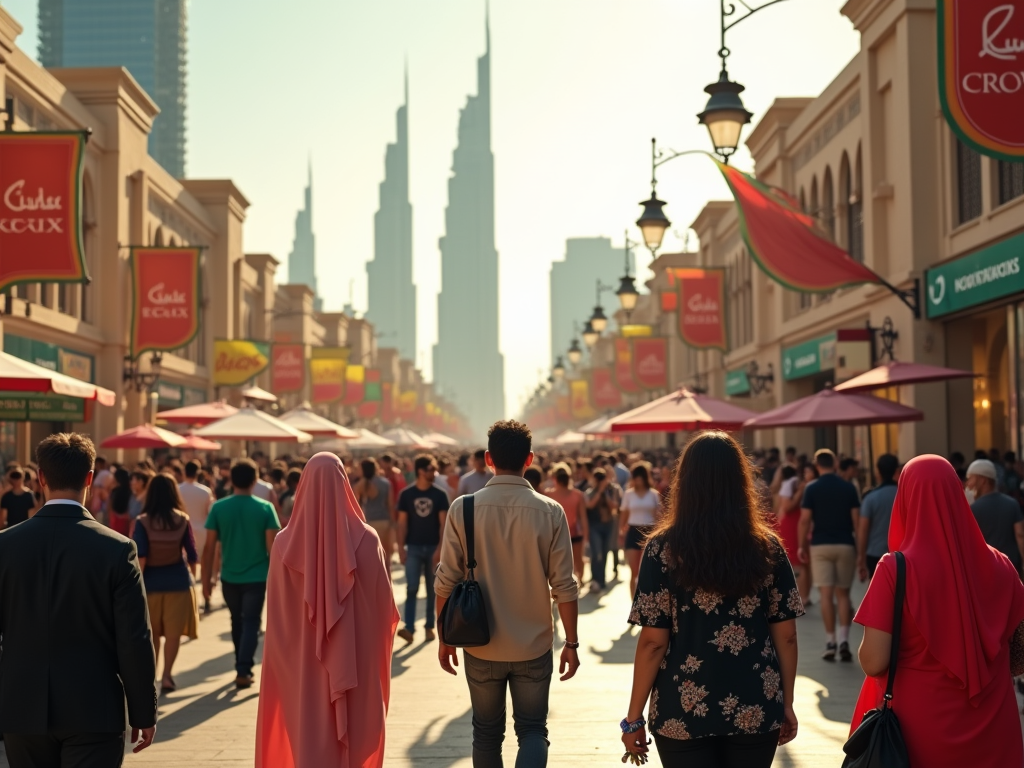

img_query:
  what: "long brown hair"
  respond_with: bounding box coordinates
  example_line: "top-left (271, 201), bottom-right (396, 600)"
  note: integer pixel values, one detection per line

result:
top-left (141, 472), bottom-right (186, 529)
top-left (652, 431), bottom-right (780, 597)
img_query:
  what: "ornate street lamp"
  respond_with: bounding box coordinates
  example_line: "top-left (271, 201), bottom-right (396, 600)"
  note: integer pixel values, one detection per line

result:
top-left (616, 231), bottom-right (641, 319)
top-left (122, 351), bottom-right (163, 392)
top-left (552, 356), bottom-right (566, 381)
top-left (589, 279), bottom-right (614, 334)
top-left (582, 320), bottom-right (600, 348)
top-left (636, 193), bottom-right (671, 254)
top-left (567, 338), bottom-right (583, 367)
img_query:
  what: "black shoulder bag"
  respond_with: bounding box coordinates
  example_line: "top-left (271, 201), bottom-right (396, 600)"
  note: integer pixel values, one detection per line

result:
top-left (842, 551), bottom-right (909, 768)
top-left (438, 495), bottom-right (491, 648)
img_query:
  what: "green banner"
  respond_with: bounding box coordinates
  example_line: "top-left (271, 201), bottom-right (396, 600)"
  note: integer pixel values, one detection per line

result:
top-left (725, 369), bottom-right (751, 396)
top-left (3, 334), bottom-right (94, 382)
top-left (782, 333), bottom-right (837, 381)
top-left (0, 393), bottom-right (85, 422)
top-left (926, 233), bottom-right (1024, 319)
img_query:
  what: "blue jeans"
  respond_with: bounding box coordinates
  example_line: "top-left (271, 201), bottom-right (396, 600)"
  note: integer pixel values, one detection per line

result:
top-left (404, 544), bottom-right (436, 632)
top-left (464, 651), bottom-right (552, 768)
top-left (588, 519), bottom-right (615, 588)
top-left (221, 581), bottom-right (266, 677)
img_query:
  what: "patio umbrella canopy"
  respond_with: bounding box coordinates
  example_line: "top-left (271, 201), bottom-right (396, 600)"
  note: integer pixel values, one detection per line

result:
top-left (158, 401), bottom-right (238, 426)
top-left (381, 428), bottom-right (435, 449)
top-left (421, 432), bottom-right (460, 447)
top-left (278, 405), bottom-right (358, 438)
top-left (179, 433), bottom-right (223, 451)
top-left (240, 385), bottom-right (278, 402)
top-left (100, 424), bottom-right (187, 449)
top-left (0, 350), bottom-right (116, 406)
top-left (578, 415), bottom-right (617, 436)
top-left (833, 361), bottom-right (976, 394)
top-left (610, 388), bottom-right (760, 433)
top-left (743, 388), bottom-right (924, 429)
top-left (195, 407), bottom-right (313, 443)
top-left (343, 429), bottom-right (397, 450)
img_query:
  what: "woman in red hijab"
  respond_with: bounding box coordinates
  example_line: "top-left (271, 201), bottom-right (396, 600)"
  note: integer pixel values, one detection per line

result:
top-left (851, 454), bottom-right (1024, 766)
top-left (255, 452), bottom-right (399, 768)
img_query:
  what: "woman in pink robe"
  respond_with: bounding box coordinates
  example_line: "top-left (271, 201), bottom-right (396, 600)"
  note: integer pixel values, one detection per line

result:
top-left (256, 452), bottom-right (399, 768)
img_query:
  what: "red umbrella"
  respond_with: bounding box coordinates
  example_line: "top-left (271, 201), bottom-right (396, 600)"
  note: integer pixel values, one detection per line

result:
top-left (158, 401), bottom-right (238, 426)
top-left (179, 433), bottom-right (223, 451)
top-left (100, 424), bottom-right (188, 449)
top-left (833, 361), bottom-right (975, 394)
top-left (609, 388), bottom-right (760, 433)
top-left (743, 388), bottom-right (923, 429)
top-left (0, 350), bottom-right (116, 406)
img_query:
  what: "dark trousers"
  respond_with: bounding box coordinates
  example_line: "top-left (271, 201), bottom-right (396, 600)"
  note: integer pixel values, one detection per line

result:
top-left (3, 731), bottom-right (124, 768)
top-left (221, 580), bottom-right (267, 677)
top-left (654, 732), bottom-right (779, 768)
top-left (588, 519), bottom-right (615, 588)
top-left (403, 543), bottom-right (437, 631)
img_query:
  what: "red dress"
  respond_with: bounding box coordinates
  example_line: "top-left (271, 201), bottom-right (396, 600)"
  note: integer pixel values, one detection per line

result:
top-left (778, 508), bottom-right (802, 566)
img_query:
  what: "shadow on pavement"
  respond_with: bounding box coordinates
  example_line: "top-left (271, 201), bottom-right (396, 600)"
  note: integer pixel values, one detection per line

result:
top-left (405, 708), bottom-right (474, 767)
top-left (589, 626), bottom-right (637, 665)
top-left (156, 682), bottom-right (259, 743)
top-left (166, 649), bottom-right (238, 691)
top-left (392, 638), bottom-right (432, 679)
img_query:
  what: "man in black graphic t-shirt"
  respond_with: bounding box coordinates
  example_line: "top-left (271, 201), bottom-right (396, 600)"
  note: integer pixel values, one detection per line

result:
top-left (396, 454), bottom-right (450, 644)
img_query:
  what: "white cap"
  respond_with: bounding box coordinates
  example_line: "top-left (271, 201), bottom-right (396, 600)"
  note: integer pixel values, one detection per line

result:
top-left (967, 459), bottom-right (997, 480)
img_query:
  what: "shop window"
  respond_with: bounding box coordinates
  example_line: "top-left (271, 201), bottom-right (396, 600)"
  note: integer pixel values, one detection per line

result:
top-left (971, 308), bottom-right (1010, 454)
top-left (998, 161), bottom-right (1024, 206)
top-left (956, 139), bottom-right (983, 224)
top-left (728, 254), bottom-right (753, 349)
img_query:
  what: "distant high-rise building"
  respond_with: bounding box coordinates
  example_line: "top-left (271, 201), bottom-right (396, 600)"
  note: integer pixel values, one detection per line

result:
top-left (289, 164), bottom-right (320, 311)
top-left (550, 238), bottom-right (634, 367)
top-left (432, 18), bottom-right (505, 436)
top-left (39, 0), bottom-right (187, 177)
top-left (366, 75), bottom-right (416, 361)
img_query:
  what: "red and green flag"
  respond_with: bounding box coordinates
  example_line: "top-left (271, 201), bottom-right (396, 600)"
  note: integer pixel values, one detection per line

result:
top-left (343, 365), bottom-right (365, 406)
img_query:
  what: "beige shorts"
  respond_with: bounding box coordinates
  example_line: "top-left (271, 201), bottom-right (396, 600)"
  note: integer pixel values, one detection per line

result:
top-left (810, 544), bottom-right (856, 588)
top-left (148, 589), bottom-right (199, 640)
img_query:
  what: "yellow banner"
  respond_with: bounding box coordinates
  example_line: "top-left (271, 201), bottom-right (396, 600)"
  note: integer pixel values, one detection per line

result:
top-left (621, 324), bottom-right (654, 338)
top-left (213, 339), bottom-right (270, 386)
top-left (311, 346), bottom-right (350, 361)
top-left (398, 389), bottom-right (418, 417)
top-left (570, 379), bottom-right (596, 419)
top-left (310, 358), bottom-right (345, 404)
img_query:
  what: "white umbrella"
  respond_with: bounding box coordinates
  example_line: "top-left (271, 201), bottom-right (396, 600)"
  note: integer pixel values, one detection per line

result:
top-left (344, 428), bottom-right (397, 450)
top-left (279, 404), bottom-right (358, 438)
top-left (421, 431), bottom-right (460, 447)
top-left (195, 406), bottom-right (313, 443)
top-left (0, 350), bottom-right (116, 406)
top-left (540, 429), bottom-right (587, 447)
top-left (578, 415), bottom-right (617, 436)
top-left (240, 385), bottom-right (278, 403)
top-left (381, 427), bottom-right (435, 449)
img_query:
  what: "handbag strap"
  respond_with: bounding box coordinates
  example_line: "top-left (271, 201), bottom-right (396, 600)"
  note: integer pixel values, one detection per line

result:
top-left (465, 494), bottom-right (476, 576)
top-left (884, 551), bottom-right (906, 706)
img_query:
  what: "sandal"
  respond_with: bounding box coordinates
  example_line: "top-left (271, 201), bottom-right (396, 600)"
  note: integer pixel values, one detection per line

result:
top-left (160, 678), bottom-right (177, 694)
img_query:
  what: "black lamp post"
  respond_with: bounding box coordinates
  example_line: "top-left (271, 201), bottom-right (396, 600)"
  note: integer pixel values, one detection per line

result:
top-left (123, 352), bottom-right (163, 392)
top-left (567, 322), bottom-right (584, 367)
top-left (616, 231), bottom-right (641, 319)
top-left (589, 279), bottom-right (615, 334)
top-left (552, 356), bottom-right (566, 381)
top-left (582, 320), bottom-right (600, 348)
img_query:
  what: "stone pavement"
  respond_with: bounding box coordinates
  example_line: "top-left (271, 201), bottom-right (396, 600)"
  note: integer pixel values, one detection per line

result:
top-left (0, 562), bottom-right (879, 768)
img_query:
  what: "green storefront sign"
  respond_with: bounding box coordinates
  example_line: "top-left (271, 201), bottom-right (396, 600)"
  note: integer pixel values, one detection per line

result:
top-left (725, 369), bottom-right (751, 396)
top-left (0, 394), bottom-right (85, 422)
top-left (782, 333), bottom-right (837, 381)
top-left (2, 334), bottom-right (95, 422)
top-left (155, 380), bottom-right (184, 408)
top-left (926, 232), bottom-right (1024, 319)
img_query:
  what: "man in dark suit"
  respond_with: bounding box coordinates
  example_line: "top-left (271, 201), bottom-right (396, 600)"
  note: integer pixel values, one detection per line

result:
top-left (0, 433), bottom-right (158, 767)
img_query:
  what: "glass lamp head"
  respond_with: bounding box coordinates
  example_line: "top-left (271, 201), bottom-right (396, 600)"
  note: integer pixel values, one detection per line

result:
top-left (552, 356), bottom-right (566, 380)
top-left (636, 195), bottom-right (671, 253)
top-left (567, 339), bottom-right (583, 366)
top-left (617, 275), bottom-right (639, 312)
top-left (590, 305), bottom-right (608, 333)
top-left (697, 71), bottom-right (754, 160)
top-left (582, 320), bottom-right (599, 347)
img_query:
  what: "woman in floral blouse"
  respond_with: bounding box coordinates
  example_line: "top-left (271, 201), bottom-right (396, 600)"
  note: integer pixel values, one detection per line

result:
top-left (621, 431), bottom-right (804, 767)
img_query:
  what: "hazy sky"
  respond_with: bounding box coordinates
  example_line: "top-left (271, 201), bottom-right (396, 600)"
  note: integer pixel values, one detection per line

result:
top-left (4, 0), bottom-right (861, 416)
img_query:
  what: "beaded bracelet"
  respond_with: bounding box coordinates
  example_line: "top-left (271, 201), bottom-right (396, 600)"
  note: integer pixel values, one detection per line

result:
top-left (620, 716), bottom-right (646, 734)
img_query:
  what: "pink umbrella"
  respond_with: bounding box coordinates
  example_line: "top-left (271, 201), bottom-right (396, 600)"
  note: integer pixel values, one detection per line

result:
top-left (609, 388), bottom-right (760, 433)
top-left (158, 401), bottom-right (238, 426)
top-left (179, 433), bottom-right (223, 451)
top-left (100, 424), bottom-right (188, 449)
top-left (743, 388), bottom-right (923, 429)
top-left (833, 361), bottom-right (976, 394)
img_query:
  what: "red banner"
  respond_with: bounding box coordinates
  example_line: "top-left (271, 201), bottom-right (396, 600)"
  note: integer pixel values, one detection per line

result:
top-left (661, 291), bottom-right (678, 312)
top-left (343, 365), bottom-right (365, 406)
top-left (130, 247), bottom-right (201, 358)
top-left (382, 382), bottom-right (395, 424)
top-left (614, 337), bottom-right (641, 394)
top-left (632, 337), bottom-right (669, 390)
top-left (939, 2), bottom-right (1024, 159)
top-left (271, 344), bottom-right (305, 394)
top-left (0, 133), bottom-right (88, 293)
top-left (678, 268), bottom-right (728, 351)
top-left (591, 367), bottom-right (622, 409)
top-left (357, 400), bottom-right (380, 420)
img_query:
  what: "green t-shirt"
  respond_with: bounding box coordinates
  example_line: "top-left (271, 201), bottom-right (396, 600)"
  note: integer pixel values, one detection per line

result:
top-left (205, 494), bottom-right (281, 583)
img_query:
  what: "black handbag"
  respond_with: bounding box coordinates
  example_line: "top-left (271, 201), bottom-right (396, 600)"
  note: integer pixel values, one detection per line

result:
top-left (438, 495), bottom-right (491, 648)
top-left (842, 551), bottom-right (910, 768)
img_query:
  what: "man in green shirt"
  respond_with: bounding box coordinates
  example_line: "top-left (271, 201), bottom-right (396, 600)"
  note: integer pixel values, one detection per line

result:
top-left (202, 458), bottom-right (280, 689)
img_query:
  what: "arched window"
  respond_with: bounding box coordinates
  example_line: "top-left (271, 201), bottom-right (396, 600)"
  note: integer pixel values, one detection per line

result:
top-left (799, 188), bottom-right (806, 212)
top-left (154, 227), bottom-right (164, 247)
top-left (822, 166), bottom-right (835, 241)
top-left (847, 146), bottom-right (864, 262)
top-left (78, 172), bottom-right (96, 322)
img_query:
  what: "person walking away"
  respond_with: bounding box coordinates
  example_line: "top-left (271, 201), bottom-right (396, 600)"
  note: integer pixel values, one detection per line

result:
top-left (436, 420), bottom-right (580, 767)
top-left (776, 466), bottom-right (811, 605)
top-left (839, 458), bottom-right (862, 499)
top-left (621, 431), bottom-right (802, 767)
top-left (856, 454), bottom-right (899, 580)
top-left (178, 459), bottom-right (215, 612)
top-left (256, 453), bottom-right (398, 768)
top-left (546, 463), bottom-right (589, 583)
top-left (253, 471), bottom-right (280, 513)
top-left (277, 469), bottom-right (301, 527)
top-left (107, 467), bottom-right (134, 537)
top-left (967, 458), bottom-right (1024, 577)
top-left (134, 473), bottom-right (200, 694)
top-left (586, 469), bottom-right (619, 594)
top-left (128, 469), bottom-right (153, 522)
top-left (379, 452), bottom-right (407, 506)
top-left (458, 449), bottom-right (494, 496)
top-left (619, 462), bottom-right (662, 597)
top-left (613, 450), bottom-right (631, 489)
top-left (0, 433), bottom-right (157, 764)
top-left (355, 458), bottom-right (395, 566)
top-left (1, 468), bottom-right (36, 529)
top-left (214, 459), bottom-right (233, 500)
top-left (89, 455), bottom-right (111, 522)
top-left (852, 455), bottom-right (1024, 767)
top-left (202, 458), bottom-right (281, 689)
top-left (524, 466), bottom-right (544, 492)
top-left (396, 454), bottom-right (450, 644)
top-left (798, 448), bottom-right (861, 661)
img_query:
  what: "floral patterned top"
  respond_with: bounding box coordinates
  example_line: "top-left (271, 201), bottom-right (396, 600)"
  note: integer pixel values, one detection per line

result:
top-left (629, 537), bottom-right (804, 741)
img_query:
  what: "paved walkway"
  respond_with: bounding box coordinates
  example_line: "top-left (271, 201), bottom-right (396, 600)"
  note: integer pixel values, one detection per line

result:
top-left (0, 562), bottom-right (879, 767)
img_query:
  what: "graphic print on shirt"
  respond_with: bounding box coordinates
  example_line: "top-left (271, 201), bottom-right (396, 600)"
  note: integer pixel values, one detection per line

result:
top-left (414, 497), bottom-right (434, 518)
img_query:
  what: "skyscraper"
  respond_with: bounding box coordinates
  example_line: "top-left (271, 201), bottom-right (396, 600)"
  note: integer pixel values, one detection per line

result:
top-left (432, 17), bottom-right (505, 436)
top-left (39, 0), bottom-right (187, 177)
top-left (288, 163), bottom-right (320, 311)
top-left (366, 75), bottom-right (416, 361)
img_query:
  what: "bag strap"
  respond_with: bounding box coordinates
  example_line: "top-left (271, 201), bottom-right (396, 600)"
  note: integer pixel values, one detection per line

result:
top-left (884, 551), bottom-right (906, 706)
top-left (465, 494), bottom-right (476, 576)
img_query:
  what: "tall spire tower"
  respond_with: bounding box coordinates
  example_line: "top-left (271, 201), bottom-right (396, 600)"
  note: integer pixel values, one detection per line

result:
top-left (432, 15), bottom-right (505, 435)
top-left (367, 69), bottom-right (416, 360)
top-left (288, 161), bottom-right (321, 310)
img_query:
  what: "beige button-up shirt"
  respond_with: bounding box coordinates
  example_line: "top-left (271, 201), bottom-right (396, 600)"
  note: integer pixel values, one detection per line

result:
top-left (434, 475), bottom-right (579, 662)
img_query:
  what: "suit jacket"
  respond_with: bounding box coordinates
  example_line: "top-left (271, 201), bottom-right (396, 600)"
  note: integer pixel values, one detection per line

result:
top-left (0, 502), bottom-right (157, 734)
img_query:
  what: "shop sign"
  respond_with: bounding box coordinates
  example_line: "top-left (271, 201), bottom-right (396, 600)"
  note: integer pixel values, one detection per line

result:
top-left (570, 379), bottom-right (596, 420)
top-left (591, 367), bottom-right (622, 409)
top-left (58, 349), bottom-right (92, 382)
top-left (130, 247), bottom-right (202, 357)
top-left (678, 268), bottom-right (728, 351)
top-left (939, 1), bottom-right (1024, 160)
top-left (926, 232), bottom-right (1024, 318)
top-left (271, 344), bottom-right (305, 394)
top-left (0, 393), bottom-right (84, 422)
top-left (343, 365), bottom-right (365, 406)
top-left (213, 339), bottom-right (270, 386)
top-left (155, 380), bottom-right (183, 407)
top-left (725, 369), bottom-right (751, 396)
top-left (4, 335), bottom-right (93, 381)
top-left (782, 333), bottom-right (837, 381)
top-left (184, 387), bottom-right (207, 406)
top-left (613, 338), bottom-right (641, 394)
top-left (632, 337), bottom-right (669, 390)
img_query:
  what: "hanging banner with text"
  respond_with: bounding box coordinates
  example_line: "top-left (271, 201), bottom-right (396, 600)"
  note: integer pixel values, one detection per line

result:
top-left (939, 1), bottom-right (1024, 160)
top-left (309, 347), bottom-right (348, 404)
top-left (591, 366), bottom-right (623, 409)
top-left (678, 268), bottom-right (728, 351)
top-left (614, 337), bottom-right (642, 394)
top-left (632, 337), bottom-right (669, 390)
top-left (0, 133), bottom-right (89, 293)
top-left (343, 364), bottom-right (365, 405)
top-left (271, 343), bottom-right (305, 394)
top-left (213, 339), bottom-right (270, 386)
top-left (129, 247), bottom-right (202, 358)
top-left (570, 379), bottom-right (596, 420)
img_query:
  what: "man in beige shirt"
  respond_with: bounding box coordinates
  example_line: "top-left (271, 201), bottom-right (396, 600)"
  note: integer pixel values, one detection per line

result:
top-left (435, 419), bottom-right (580, 768)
